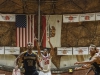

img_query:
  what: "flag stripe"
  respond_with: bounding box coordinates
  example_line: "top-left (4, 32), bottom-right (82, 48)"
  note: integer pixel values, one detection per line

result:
top-left (29, 15), bottom-right (31, 42)
top-left (16, 28), bottom-right (19, 47)
top-left (34, 15), bottom-right (37, 46)
top-left (28, 15), bottom-right (30, 42)
top-left (42, 16), bottom-right (46, 47)
top-left (16, 15), bottom-right (34, 47)
top-left (31, 15), bottom-right (34, 46)
top-left (23, 28), bottom-right (25, 47)
top-left (19, 28), bottom-right (22, 47)
top-left (26, 15), bottom-right (28, 46)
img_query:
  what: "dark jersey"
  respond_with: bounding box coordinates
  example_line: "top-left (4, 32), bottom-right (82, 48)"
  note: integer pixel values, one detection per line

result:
top-left (22, 52), bottom-right (37, 72)
top-left (92, 62), bottom-right (100, 74)
top-left (87, 57), bottom-right (100, 75)
top-left (89, 56), bottom-right (100, 74)
top-left (86, 56), bottom-right (100, 75)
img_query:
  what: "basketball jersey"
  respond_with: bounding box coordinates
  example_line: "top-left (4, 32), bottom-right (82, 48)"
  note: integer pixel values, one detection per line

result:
top-left (92, 62), bottom-right (100, 73)
top-left (90, 55), bottom-right (100, 73)
top-left (22, 52), bottom-right (37, 71)
top-left (40, 53), bottom-right (51, 72)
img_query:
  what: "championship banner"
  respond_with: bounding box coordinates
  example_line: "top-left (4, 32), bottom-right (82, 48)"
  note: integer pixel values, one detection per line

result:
top-left (63, 14), bottom-right (79, 23)
top-left (73, 47), bottom-right (89, 55)
top-left (96, 13), bottom-right (100, 20)
top-left (80, 13), bottom-right (95, 22)
top-left (0, 14), bottom-right (15, 22)
top-left (5, 47), bottom-right (20, 54)
top-left (0, 47), bottom-right (4, 54)
top-left (57, 47), bottom-right (72, 55)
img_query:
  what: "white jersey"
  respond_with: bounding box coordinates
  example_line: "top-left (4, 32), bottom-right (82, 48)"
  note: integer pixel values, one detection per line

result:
top-left (12, 69), bottom-right (21, 75)
top-left (40, 53), bottom-right (51, 72)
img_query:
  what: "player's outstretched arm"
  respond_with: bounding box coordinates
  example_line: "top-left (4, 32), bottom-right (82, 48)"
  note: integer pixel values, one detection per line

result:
top-left (47, 37), bottom-right (54, 56)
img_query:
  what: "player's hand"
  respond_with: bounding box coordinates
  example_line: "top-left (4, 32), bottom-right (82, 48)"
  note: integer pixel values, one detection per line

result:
top-left (47, 37), bottom-right (50, 42)
top-left (82, 64), bottom-right (87, 68)
top-left (74, 67), bottom-right (80, 70)
top-left (85, 73), bottom-right (88, 75)
top-left (74, 62), bottom-right (81, 65)
top-left (39, 67), bottom-right (43, 70)
top-left (34, 38), bottom-right (38, 41)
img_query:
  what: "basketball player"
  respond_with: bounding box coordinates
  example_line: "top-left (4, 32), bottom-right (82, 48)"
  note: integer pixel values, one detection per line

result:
top-left (74, 44), bottom-right (100, 75)
top-left (15, 42), bottom-right (42, 75)
top-left (35, 37), bottom-right (54, 75)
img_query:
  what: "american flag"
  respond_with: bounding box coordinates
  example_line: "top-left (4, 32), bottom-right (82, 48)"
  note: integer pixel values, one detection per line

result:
top-left (16, 15), bottom-right (34, 47)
